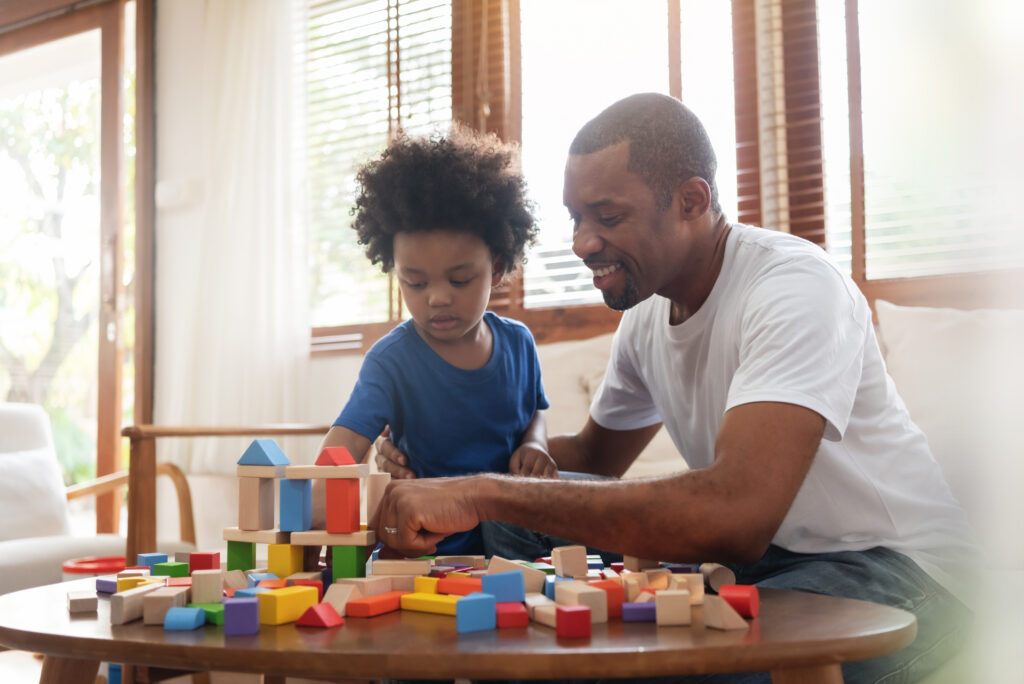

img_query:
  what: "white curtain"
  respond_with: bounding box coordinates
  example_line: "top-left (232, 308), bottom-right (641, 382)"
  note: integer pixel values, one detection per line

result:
top-left (154, 0), bottom-right (311, 476)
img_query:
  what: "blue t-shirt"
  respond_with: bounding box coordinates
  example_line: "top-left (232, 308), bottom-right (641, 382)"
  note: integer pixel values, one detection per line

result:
top-left (334, 311), bottom-right (549, 554)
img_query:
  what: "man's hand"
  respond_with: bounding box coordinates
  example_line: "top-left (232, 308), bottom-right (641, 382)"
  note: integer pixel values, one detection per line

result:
top-left (509, 444), bottom-right (559, 478)
top-left (374, 427), bottom-right (416, 479)
top-left (371, 476), bottom-right (484, 556)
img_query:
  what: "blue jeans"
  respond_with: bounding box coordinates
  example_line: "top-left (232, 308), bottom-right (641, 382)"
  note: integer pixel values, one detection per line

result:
top-left (476, 525), bottom-right (970, 684)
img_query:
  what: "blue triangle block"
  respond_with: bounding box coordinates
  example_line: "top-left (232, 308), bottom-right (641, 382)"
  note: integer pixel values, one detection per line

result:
top-left (238, 439), bottom-right (290, 466)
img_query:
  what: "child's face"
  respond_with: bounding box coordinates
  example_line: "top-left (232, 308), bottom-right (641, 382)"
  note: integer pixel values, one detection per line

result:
top-left (393, 229), bottom-right (501, 345)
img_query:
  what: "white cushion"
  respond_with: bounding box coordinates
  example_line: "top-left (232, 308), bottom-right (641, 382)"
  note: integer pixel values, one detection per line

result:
top-left (875, 300), bottom-right (1024, 568)
top-left (0, 446), bottom-right (71, 541)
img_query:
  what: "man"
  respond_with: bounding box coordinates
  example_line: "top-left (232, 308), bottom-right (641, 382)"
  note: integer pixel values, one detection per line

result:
top-left (372, 93), bottom-right (973, 683)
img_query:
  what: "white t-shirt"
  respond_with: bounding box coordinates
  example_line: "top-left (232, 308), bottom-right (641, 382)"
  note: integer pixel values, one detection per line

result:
top-left (591, 224), bottom-right (975, 597)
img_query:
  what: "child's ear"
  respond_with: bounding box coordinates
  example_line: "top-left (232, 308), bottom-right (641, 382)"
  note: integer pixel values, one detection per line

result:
top-left (491, 257), bottom-right (506, 287)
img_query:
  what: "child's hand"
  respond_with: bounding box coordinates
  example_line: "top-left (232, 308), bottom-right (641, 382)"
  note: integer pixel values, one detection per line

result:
top-left (509, 445), bottom-right (559, 478)
top-left (374, 427), bottom-right (417, 479)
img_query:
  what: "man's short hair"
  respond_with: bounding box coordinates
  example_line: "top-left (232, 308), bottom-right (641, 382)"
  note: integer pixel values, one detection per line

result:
top-left (569, 92), bottom-right (721, 214)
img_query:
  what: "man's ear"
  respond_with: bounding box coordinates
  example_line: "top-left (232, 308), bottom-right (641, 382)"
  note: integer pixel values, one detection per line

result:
top-left (677, 177), bottom-right (712, 220)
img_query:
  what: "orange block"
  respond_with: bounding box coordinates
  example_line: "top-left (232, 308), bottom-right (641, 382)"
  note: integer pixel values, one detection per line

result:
top-left (258, 579), bottom-right (288, 590)
top-left (345, 590), bottom-right (410, 617)
top-left (587, 579), bottom-right (625, 619)
top-left (289, 579), bottom-right (324, 602)
top-left (326, 478), bottom-right (359, 533)
top-left (436, 576), bottom-right (482, 596)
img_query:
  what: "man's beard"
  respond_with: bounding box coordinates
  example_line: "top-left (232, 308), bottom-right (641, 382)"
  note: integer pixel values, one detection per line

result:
top-left (602, 273), bottom-right (642, 311)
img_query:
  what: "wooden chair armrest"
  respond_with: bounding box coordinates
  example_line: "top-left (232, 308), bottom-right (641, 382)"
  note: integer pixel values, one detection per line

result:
top-left (65, 462), bottom-right (198, 546)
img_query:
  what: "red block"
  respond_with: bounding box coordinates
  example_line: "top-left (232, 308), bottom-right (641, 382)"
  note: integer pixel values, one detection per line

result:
top-left (496, 602), bottom-right (529, 628)
top-left (289, 579), bottom-right (324, 602)
top-left (317, 447), bottom-right (356, 466)
top-left (610, 562), bottom-right (625, 574)
top-left (223, 588), bottom-right (237, 598)
top-left (166, 577), bottom-right (192, 587)
top-left (189, 552), bottom-right (220, 574)
top-left (587, 579), bottom-right (625, 619)
top-left (556, 605), bottom-right (591, 639)
top-left (296, 602), bottom-right (344, 628)
top-left (436, 576), bottom-right (482, 596)
top-left (718, 584), bottom-right (759, 618)
top-left (345, 590), bottom-right (410, 617)
top-left (326, 478), bottom-right (360, 533)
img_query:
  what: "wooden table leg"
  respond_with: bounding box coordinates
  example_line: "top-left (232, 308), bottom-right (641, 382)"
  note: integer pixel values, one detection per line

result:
top-left (771, 663), bottom-right (844, 684)
top-left (38, 655), bottom-right (99, 684)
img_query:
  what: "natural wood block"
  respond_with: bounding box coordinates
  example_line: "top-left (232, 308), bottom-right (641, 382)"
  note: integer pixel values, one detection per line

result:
top-left (289, 530), bottom-right (377, 547)
top-left (237, 464), bottom-right (287, 478)
top-left (334, 576), bottom-right (393, 597)
top-left (524, 592), bottom-right (555, 619)
top-left (364, 472), bottom-right (391, 524)
top-left (371, 558), bottom-right (430, 576)
top-left (223, 527), bottom-right (290, 544)
top-left (623, 555), bottom-right (660, 572)
top-left (700, 563), bottom-right (736, 592)
top-left (110, 582), bottom-right (163, 625)
top-left (142, 586), bottom-right (189, 625)
top-left (703, 595), bottom-right (749, 631)
top-left (67, 591), bottom-right (97, 614)
top-left (554, 580), bottom-right (608, 623)
top-left (655, 589), bottom-right (691, 626)
top-left (623, 573), bottom-right (649, 602)
top-left (322, 583), bottom-right (362, 617)
top-left (551, 545), bottom-right (588, 578)
top-left (190, 569), bottom-right (223, 604)
top-left (532, 603), bottom-right (558, 628)
top-left (223, 570), bottom-right (248, 590)
top-left (238, 476), bottom-right (275, 531)
top-left (645, 568), bottom-right (671, 590)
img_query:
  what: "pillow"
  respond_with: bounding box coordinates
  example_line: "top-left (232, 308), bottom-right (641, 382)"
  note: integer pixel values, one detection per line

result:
top-left (0, 446), bottom-right (72, 541)
top-left (875, 300), bottom-right (1024, 568)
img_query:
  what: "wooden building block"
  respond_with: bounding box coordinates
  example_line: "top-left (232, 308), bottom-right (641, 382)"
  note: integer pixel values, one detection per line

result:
top-left (223, 527), bottom-right (290, 544)
top-left (621, 601), bottom-right (657, 622)
top-left (268, 543), bottom-right (303, 579)
top-left (296, 602), bottom-right (344, 628)
top-left (223, 569), bottom-right (248, 590)
top-left (435, 576), bottom-right (482, 596)
top-left (237, 464), bottom-right (287, 478)
top-left (223, 597), bottom-right (260, 636)
top-left (554, 581), bottom-right (608, 623)
top-left (587, 579), bottom-right (625, 619)
top-left (523, 592), bottom-right (555, 620)
top-left (645, 568), bottom-right (672, 590)
top-left (239, 476), bottom-right (275, 531)
top-left (286, 464), bottom-right (368, 479)
top-left (414, 576), bottom-right (440, 594)
top-left (345, 590), bottom-right (409, 617)
top-left (190, 569), bottom-right (223, 604)
top-left (674, 573), bottom-right (704, 604)
top-left (700, 563), bottom-right (736, 592)
top-left (533, 603), bottom-right (558, 628)
top-left (623, 573), bottom-right (649, 602)
top-left (289, 530), bottom-right (377, 547)
top-left (111, 582), bottom-right (163, 625)
top-left (136, 553), bottom-right (167, 570)
top-left (287, 571), bottom-right (324, 581)
top-left (364, 472), bottom-right (391, 524)
top-left (323, 583), bottom-right (362, 616)
top-left (436, 554), bottom-right (486, 568)
top-left (487, 555), bottom-right (546, 594)
top-left (718, 584), bottom-right (759, 618)
top-left (257, 585), bottom-right (319, 625)
top-left (481, 571), bottom-right (526, 603)
top-left (634, 590), bottom-right (656, 604)
top-left (116, 577), bottom-right (152, 592)
top-left (67, 591), bottom-right (97, 613)
top-left (326, 478), bottom-right (359, 533)
top-left (188, 551), bottom-right (219, 574)
top-left (623, 555), bottom-right (660, 572)
top-left (556, 605), bottom-right (591, 638)
top-left (400, 592), bottom-right (460, 616)
top-left (455, 592), bottom-right (496, 633)
top-left (279, 478), bottom-right (313, 532)
top-left (371, 558), bottom-right (431, 576)
top-left (246, 571), bottom-right (278, 588)
top-left (226, 540), bottom-right (256, 571)
top-left (552, 545), bottom-right (588, 577)
top-left (163, 606), bottom-right (206, 631)
top-left (257, 579), bottom-right (288, 590)
top-left (316, 446), bottom-right (356, 465)
top-left (143, 586), bottom-right (190, 625)
top-left (289, 579), bottom-right (324, 602)
top-left (187, 602), bottom-right (225, 625)
top-left (239, 438), bottom-right (290, 466)
top-left (496, 601), bottom-right (529, 628)
top-left (655, 589), bottom-right (691, 626)
top-left (387, 574), bottom-right (418, 592)
top-left (331, 545), bottom-right (368, 581)
top-left (703, 595), bottom-right (749, 631)
top-left (334, 576), bottom-right (393, 597)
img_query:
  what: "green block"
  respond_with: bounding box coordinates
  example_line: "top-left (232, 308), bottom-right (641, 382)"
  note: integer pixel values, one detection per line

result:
top-left (152, 561), bottom-right (189, 577)
top-left (227, 540), bottom-right (256, 571)
top-left (188, 602), bottom-right (225, 625)
top-left (525, 561), bottom-right (556, 575)
top-left (331, 545), bottom-right (367, 581)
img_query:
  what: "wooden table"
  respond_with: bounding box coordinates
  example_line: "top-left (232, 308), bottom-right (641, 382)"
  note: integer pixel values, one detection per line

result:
top-left (0, 578), bottom-right (916, 683)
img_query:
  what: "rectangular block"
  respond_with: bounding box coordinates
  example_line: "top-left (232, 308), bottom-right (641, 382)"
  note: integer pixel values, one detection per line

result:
top-left (622, 601), bottom-right (657, 622)
top-left (96, 577), bottom-right (117, 594)
top-left (227, 540), bottom-right (256, 571)
top-left (223, 527), bottom-right (290, 545)
top-left (111, 582), bottom-right (163, 625)
top-left (363, 472), bottom-right (391, 524)
top-left (289, 530), bottom-right (377, 547)
top-left (323, 583), bottom-right (362, 617)
top-left (623, 555), bottom-right (660, 572)
top-left (587, 579), bottom-right (625, 619)
top-left (552, 545), bottom-right (588, 577)
top-left (400, 592), bottom-right (460, 616)
top-left (189, 552), bottom-right (220, 574)
top-left (239, 476), bottom-right (275, 530)
top-left (371, 559), bottom-right (431, 576)
top-left (345, 590), bottom-right (408, 617)
top-left (332, 545), bottom-right (367, 581)
top-left (190, 569), bottom-right (224, 604)
top-left (237, 464), bottom-right (287, 478)
top-left (436, 576), bottom-right (482, 596)
top-left (143, 587), bottom-right (190, 625)
top-left (268, 544), bottom-right (303, 579)
top-left (326, 478), bottom-right (359, 533)
top-left (533, 603), bottom-right (558, 628)
top-left (285, 464), bottom-right (368, 479)
top-left (279, 478), bottom-right (313, 532)
top-left (289, 579), bottom-right (324, 602)
top-left (137, 553), bottom-right (168, 570)
top-left (554, 580), bottom-right (608, 623)
top-left (524, 592), bottom-right (555, 619)
top-left (258, 585), bottom-right (319, 625)
top-left (487, 556), bottom-right (546, 594)
top-left (223, 569), bottom-right (248, 590)
top-left (335, 576), bottom-right (393, 597)
top-left (414, 576), bottom-right (440, 594)
top-left (67, 591), bottom-right (98, 613)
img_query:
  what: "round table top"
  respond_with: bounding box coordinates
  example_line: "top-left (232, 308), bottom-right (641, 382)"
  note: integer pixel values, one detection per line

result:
top-left (0, 578), bottom-right (916, 680)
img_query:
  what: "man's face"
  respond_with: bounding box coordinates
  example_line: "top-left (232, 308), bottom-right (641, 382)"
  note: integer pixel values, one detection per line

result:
top-left (563, 141), bottom-right (676, 311)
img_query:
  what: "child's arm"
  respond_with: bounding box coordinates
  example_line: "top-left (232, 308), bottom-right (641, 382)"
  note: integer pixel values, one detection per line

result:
top-left (311, 425), bottom-right (374, 527)
top-left (508, 410), bottom-right (558, 478)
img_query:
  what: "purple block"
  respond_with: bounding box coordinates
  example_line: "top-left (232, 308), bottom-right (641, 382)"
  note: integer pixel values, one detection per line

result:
top-left (223, 597), bottom-right (260, 636)
top-left (96, 577), bottom-right (118, 594)
top-left (622, 601), bottom-right (657, 622)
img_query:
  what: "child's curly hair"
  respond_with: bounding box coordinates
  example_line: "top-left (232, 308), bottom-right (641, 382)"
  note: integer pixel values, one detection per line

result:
top-left (351, 126), bottom-right (538, 276)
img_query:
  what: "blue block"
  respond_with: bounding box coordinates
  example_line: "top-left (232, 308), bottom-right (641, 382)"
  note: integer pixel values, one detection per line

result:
top-left (622, 601), bottom-right (657, 622)
top-left (481, 571), bottom-right (525, 603)
top-left (107, 663), bottom-right (122, 684)
top-left (544, 575), bottom-right (572, 600)
top-left (238, 438), bottom-right (289, 466)
top-left (235, 586), bottom-right (269, 598)
top-left (246, 572), bottom-right (278, 588)
top-left (320, 565), bottom-right (333, 588)
top-left (223, 597), bottom-right (260, 636)
top-left (587, 558), bottom-right (605, 570)
top-left (137, 552), bottom-right (168, 569)
top-left (279, 478), bottom-right (312, 532)
top-left (164, 606), bottom-right (207, 630)
top-left (96, 577), bottom-right (117, 594)
top-left (456, 592), bottom-right (496, 633)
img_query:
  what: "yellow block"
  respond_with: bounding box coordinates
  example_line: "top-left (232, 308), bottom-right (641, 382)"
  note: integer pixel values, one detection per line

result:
top-left (117, 576), bottom-right (156, 592)
top-left (413, 576), bottom-right (439, 594)
top-left (258, 585), bottom-right (318, 625)
top-left (400, 592), bottom-right (459, 616)
top-left (267, 544), bottom-right (303, 579)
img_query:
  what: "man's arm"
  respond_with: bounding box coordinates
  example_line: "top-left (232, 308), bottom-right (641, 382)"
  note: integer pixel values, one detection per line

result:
top-left (548, 417), bottom-right (663, 477)
top-left (374, 401), bottom-right (824, 562)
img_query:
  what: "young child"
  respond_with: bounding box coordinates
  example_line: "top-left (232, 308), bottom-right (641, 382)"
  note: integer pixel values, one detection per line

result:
top-left (317, 127), bottom-right (553, 555)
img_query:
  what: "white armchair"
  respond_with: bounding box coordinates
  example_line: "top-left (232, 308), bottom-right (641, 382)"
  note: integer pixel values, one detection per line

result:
top-left (0, 402), bottom-right (196, 594)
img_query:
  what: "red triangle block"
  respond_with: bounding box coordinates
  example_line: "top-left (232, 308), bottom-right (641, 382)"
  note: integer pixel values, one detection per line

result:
top-left (316, 447), bottom-right (356, 466)
top-left (296, 602), bottom-right (344, 628)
